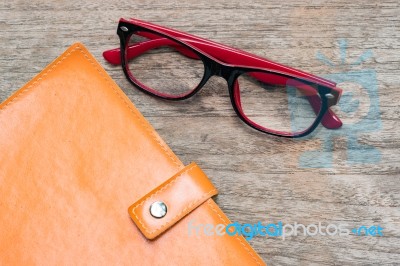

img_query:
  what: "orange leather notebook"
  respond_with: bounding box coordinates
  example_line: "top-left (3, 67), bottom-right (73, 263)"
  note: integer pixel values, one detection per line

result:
top-left (0, 43), bottom-right (265, 265)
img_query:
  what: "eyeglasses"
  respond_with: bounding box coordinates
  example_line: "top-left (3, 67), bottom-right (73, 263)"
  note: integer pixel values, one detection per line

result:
top-left (103, 18), bottom-right (343, 138)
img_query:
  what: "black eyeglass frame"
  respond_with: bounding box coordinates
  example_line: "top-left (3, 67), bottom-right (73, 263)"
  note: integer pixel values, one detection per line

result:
top-left (104, 18), bottom-right (343, 138)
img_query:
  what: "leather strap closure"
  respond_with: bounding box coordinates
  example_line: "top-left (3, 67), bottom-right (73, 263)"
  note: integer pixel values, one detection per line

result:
top-left (128, 162), bottom-right (218, 239)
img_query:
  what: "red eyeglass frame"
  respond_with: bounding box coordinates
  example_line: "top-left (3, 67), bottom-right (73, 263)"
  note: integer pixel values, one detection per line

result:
top-left (103, 18), bottom-right (343, 137)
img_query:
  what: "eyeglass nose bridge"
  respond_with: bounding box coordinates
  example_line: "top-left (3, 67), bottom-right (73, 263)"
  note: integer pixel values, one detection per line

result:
top-left (206, 60), bottom-right (233, 81)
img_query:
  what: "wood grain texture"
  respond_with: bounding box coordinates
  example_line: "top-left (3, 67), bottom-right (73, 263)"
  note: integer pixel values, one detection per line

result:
top-left (1, 0), bottom-right (399, 265)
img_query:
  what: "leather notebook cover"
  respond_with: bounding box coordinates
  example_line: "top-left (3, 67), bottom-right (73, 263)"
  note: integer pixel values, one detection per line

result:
top-left (0, 43), bottom-right (265, 265)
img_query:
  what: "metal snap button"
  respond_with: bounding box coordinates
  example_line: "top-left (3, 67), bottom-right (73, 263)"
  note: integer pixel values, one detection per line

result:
top-left (149, 201), bottom-right (167, 218)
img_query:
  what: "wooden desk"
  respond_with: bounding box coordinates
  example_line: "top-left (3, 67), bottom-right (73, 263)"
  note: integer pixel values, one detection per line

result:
top-left (1, 1), bottom-right (399, 264)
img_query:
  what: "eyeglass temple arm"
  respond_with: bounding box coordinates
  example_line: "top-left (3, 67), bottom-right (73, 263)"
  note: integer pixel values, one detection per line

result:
top-left (103, 37), bottom-right (342, 129)
top-left (103, 38), bottom-right (196, 64)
